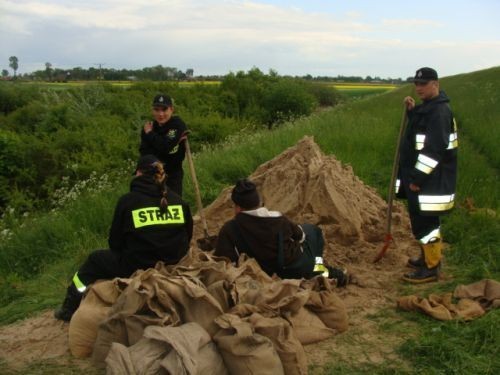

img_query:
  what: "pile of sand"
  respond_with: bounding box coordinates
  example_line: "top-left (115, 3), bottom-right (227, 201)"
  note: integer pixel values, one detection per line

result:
top-left (1, 136), bottom-right (421, 372)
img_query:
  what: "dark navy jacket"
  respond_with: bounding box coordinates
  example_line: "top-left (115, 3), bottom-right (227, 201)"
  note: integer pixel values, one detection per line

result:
top-left (139, 116), bottom-right (187, 174)
top-left (397, 91), bottom-right (458, 215)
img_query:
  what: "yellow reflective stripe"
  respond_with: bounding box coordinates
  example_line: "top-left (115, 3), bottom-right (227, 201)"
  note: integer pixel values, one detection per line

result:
top-left (416, 133), bottom-right (458, 150)
top-left (419, 194), bottom-right (455, 212)
top-left (447, 132), bottom-right (458, 149)
top-left (419, 227), bottom-right (441, 244)
top-left (418, 154), bottom-right (438, 168)
top-left (415, 162), bottom-right (433, 174)
top-left (418, 194), bottom-right (455, 203)
top-left (132, 205), bottom-right (185, 228)
top-left (72, 272), bottom-right (86, 292)
top-left (169, 145), bottom-right (179, 154)
top-left (395, 179), bottom-right (401, 194)
top-left (420, 201), bottom-right (455, 212)
top-left (415, 134), bottom-right (425, 150)
top-left (415, 154), bottom-right (439, 174)
top-left (313, 264), bottom-right (329, 277)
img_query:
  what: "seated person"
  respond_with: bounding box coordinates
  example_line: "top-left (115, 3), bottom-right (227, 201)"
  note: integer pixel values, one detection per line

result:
top-left (214, 179), bottom-right (348, 285)
top-left (54, 155), bottom-right (193, 322)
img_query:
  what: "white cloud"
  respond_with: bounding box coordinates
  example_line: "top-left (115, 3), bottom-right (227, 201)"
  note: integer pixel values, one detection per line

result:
top-left (0, 0), bottom-right (499, 77)
top-left (381, 18), bottom-right (443, 28)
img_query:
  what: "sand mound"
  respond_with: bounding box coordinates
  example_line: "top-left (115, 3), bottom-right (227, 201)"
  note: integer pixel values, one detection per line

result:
top-left (1, 136), bottom-right (421, 372)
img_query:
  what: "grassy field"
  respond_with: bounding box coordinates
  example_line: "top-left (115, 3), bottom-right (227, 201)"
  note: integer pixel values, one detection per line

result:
top-left (1, 67), bottom-right (498, 373)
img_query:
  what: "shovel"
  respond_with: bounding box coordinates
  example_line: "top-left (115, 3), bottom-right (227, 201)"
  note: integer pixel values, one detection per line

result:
top-left (373, 105), bottom-right (408, 263)
top-left (183, 132), bottom-right (217, 251)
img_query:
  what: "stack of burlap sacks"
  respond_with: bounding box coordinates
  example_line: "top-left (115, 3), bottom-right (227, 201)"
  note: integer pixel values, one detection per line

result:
top-left (68, 251), bottom-right (348, 374)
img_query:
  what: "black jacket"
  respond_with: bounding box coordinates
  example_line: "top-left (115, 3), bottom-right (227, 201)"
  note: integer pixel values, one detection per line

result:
top-left (139, 116), bottom-right (187, 174)
top-left (214, 210), bottom-right (304, 276)
top-left (397, 91), bottom-right (458, 215)
top-left (108, 175), bottom-right (193, 269)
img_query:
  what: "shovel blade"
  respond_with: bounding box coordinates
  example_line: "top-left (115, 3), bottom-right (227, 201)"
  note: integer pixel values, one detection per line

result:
top-left (373, 233), bottom-right (393, 263)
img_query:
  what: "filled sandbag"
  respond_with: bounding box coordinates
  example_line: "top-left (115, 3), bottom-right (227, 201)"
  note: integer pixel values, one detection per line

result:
top-left (247, 313), bottom-right (308, 375)
top-left (68, 279), bottom-right (124, 358)
top-left (214, 314), bottom-right (284, 375)
top-left (105, 323), bottom-right (227, 375)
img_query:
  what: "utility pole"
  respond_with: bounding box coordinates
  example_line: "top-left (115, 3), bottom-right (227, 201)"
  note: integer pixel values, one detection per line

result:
top-left (93, 63), bottom-right (106, 80)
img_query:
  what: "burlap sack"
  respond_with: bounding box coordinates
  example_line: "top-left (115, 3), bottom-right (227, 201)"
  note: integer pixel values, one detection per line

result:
top-left (214, 314), bottom-right (284, 375)
top-left (248, 313), bottom-right (307, 375)
top-left (398, 293), bottom-right (485, 321)
top-left (454, 279), bottom-right (500, 309)
top-left (105, 323), bottom-right (227, 375)
top-left (68, 279), bottom-right (124, 358)
top-left (287, 305), bottom-right (335, 345)
top-left (304, 278), bottom-right (348, 333)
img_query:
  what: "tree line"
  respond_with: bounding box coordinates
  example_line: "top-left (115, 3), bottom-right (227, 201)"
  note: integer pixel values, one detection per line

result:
top-left (2, 56), bottom-right (409, 83)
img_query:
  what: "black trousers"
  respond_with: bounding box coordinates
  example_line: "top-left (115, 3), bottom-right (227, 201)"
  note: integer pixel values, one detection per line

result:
top-left (76, 249), bottom-right (135, 287)
top-left (166, 169), bottom-right (184, 197)
top-left (279, 223), bottom-right (324, 279)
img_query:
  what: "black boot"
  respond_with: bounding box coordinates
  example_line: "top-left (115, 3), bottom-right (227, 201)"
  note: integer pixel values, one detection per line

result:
top-left (407, 247), bottom-right (425, 268)
top-left (326, 266), bottom-right (349, 287)
top-left (402, 264), bottom-right (440, 284)
top-left (54, 284), bottom-right (83, 322)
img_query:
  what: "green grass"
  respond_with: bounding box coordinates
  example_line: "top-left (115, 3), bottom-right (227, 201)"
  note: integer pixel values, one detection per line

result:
top-left (1, 66), bottom-right (499, 373)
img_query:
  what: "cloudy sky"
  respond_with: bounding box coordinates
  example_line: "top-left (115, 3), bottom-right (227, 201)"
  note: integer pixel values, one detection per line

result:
top-left (1, 0), bottom-right (499, 79)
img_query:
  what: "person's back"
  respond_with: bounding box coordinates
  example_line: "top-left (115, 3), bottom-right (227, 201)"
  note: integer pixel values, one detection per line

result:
top-left (216, 207), bottom-right (303, 276)
top-left (110, 174), bottom-right (192, 270)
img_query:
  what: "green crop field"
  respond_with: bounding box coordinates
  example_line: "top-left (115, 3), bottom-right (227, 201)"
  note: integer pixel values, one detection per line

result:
top-left (0, 67), bottom-right (498, 374)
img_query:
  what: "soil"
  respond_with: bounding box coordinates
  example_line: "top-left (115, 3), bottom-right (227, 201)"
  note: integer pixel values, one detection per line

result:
top-left (0, 136), bottom-right (420, 373)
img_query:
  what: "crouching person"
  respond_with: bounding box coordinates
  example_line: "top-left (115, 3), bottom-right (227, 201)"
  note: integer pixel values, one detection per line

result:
top-left (214, 179), bottom-right (348, 285)
top-left (54, 155), bottom-right (193, 322)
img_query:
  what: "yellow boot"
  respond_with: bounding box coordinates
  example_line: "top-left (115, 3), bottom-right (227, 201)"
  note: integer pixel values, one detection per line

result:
top-left (402, 240), bottom-right (442, 283)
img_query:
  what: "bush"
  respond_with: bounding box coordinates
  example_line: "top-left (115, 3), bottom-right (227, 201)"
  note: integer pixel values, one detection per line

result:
top-left (307, 83), bottom-right (341, 107)
top-left (261, 79), bottom-right (317, 126)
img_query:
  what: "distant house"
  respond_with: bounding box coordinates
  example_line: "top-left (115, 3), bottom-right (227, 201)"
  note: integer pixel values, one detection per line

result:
top-left (54, 72), bottom-right (71, 82)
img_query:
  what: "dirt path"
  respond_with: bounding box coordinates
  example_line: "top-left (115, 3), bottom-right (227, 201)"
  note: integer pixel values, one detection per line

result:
top-left (0, 137), bottom-right (420, 373)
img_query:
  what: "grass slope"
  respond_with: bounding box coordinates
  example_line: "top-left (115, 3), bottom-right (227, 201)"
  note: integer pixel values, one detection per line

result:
top-left (1, 66), bottom-right (499, 374)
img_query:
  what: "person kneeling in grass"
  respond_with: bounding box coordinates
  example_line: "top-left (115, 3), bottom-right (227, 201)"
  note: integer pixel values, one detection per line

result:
top-left (214, 179), bottom-right (348, 286)
top-left (54, 155), bottom-right (193, 322)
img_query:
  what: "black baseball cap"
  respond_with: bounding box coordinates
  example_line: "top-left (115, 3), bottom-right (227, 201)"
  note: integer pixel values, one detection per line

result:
top-left (152, 94), bottom-right (173, 108)
top-left (413, 67), bottom-right (438, 83)
top-left (134, 154), bottom-right (160, 175)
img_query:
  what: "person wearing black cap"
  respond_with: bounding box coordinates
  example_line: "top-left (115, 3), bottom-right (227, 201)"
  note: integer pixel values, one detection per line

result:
top-left (139, 94), bottom-right (188, 196)
top-left (214, 179), bottom-right (348, 285)
top-left (54, 155), bottom-right (193, 322)
top-left (396, 67), bottom-right (458, 283)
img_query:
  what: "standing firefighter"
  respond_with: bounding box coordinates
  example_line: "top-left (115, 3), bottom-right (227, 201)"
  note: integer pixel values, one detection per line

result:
top-left (54, 155), bottom-right (193, 321)
top-left (397, 67), bottom-right (458, 283)
top-left (140, 94), bottom-right (188, 196)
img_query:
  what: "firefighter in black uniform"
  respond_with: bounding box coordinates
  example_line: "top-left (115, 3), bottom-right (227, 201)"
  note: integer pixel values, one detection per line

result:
top-left (397, 67), bottom-right (458, 283)
top-left (139, 94), bottom-right (188, 196)
top-left (54, 155), bottom-right (193, 321)
top-left (215, 179), bottom-right (348, 286)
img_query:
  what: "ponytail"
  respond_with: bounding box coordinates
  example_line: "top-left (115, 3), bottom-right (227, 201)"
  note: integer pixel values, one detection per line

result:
top-left (153, 162), bottom-right (169, 212)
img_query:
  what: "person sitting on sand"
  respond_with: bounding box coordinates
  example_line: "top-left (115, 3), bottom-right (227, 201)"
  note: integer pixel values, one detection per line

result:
top-left (214, 179), bottom-right (348, 286)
